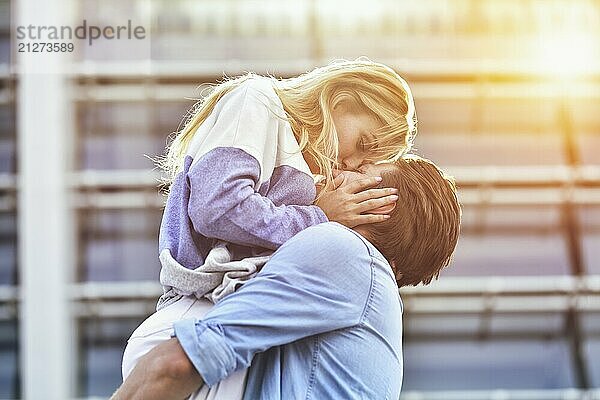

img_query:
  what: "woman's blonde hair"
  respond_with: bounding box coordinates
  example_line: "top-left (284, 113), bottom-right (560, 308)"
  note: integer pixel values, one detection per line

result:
top-left (160, 57), bottom-right (417, 197)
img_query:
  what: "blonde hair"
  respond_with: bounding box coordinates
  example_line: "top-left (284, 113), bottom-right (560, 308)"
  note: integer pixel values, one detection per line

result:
top-left (160, 57), bottom-right (417, 197)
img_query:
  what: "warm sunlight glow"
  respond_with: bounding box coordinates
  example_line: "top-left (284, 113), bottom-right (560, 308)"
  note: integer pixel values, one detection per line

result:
top-left (536, 32), bottom-right (598, 77)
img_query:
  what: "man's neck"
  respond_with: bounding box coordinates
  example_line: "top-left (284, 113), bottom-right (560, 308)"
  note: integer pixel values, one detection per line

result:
top-left (352, 225), bottom-right (371, 242)
top-left (351, 225), bottom-right (398, 280)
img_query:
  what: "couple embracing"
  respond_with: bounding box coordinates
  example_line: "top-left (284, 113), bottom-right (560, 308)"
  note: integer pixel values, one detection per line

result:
top-left (112, 58), bottom-right (460, 400)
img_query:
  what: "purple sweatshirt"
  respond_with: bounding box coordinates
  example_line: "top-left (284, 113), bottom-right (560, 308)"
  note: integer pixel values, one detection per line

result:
top-left (157, 77), bottom-right (328, 307)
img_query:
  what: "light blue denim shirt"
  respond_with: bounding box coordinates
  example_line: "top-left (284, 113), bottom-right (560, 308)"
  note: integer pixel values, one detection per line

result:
top-left (174, 222), bottom-right (404, 399)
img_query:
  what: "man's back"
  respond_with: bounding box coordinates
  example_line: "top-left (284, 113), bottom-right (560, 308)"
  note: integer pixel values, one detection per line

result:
top-left (239, 222), bottom-right (404, 399)
top-left (170, 222), bottom-right (403, 399)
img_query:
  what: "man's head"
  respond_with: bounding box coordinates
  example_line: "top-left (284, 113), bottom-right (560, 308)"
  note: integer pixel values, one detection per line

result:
top-left (351, 156), bottom-right (461, 287)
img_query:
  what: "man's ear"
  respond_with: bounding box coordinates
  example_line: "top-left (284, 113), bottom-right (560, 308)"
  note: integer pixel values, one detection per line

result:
top-left (391, 261), bottom-right (403, 282)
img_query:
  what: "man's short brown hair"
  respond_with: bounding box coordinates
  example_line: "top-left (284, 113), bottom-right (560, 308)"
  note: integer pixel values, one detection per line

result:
top-left (363, 156), bottom-right (461, 287)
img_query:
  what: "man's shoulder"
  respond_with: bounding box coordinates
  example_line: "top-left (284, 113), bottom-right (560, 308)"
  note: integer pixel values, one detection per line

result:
top-left (285, 223), bottom-right (392, 273)
top-left (267, 222), bottom-right (375, 284)
top-left (300, 220), bottom-right (361, 238)
top-left (282, 222), bottom-right (369, 257)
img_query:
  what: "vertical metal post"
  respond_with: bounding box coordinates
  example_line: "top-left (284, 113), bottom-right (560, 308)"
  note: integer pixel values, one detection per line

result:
top-left (558, 92), bottom-right (589, 389)
top-left (15, 0), bottom-right (75, 398)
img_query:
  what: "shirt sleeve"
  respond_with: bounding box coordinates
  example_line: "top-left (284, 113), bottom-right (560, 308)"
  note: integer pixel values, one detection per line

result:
top-left (187, 147), bottom-right (327, 250)
top-left (184, 80), bottom-right (328, 250)
top-left (173, 223), bottom-right (375, 386)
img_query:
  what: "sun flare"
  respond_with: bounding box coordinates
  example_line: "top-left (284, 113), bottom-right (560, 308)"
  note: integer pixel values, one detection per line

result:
top-left (536, 32), bottom-right (597, 77)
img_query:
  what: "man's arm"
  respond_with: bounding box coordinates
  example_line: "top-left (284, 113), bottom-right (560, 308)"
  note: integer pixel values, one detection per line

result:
top-left (112, 223), bottom-right (375, 400)
top-left (111, 337), bottom-right (203, 400)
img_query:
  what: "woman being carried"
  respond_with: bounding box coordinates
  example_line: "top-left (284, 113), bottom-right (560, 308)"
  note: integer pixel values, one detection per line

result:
top-left (120, 57), bottom-right (418, 399)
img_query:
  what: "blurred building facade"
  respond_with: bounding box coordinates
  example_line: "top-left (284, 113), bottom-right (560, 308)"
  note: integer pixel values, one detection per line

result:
top-left (1, 0), bottom-right (600, 398)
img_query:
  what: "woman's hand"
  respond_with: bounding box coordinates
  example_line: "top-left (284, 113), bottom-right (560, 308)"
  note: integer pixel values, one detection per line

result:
top-left (315, 172), bottom-right (398, 228)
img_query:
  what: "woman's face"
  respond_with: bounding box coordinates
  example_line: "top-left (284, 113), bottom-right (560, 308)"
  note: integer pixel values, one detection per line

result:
top-left (332, 101), bottom-right (383, 171)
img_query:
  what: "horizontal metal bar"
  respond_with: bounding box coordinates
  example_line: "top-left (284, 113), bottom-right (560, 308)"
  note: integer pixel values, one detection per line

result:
top-left (413, 82), bottom-right (600, 100)
top-left (402, 276), bottom-right (600, 296)
top-left (71, 81), bottom-right (600, 102)
top-left (7, 186), bottom-right (600, 211)
top-left (0, 87), bottom-right (15, 105)
top-left (7, 276), bottom-right (600, 317)
top-left (73, 84), bottom-right (205, 103)
top-left (0, 285), bottom-right (18, 301)
top-left (62, 389), bottom-right (600, 400)
top-left (0, 195), bottom-right (16, 212)
top-left (67, 188), bottom-right (600, 209)
top-left (69, 170), bottom-right (163, 189)
top-left (5, 165), bottom-right (600, 187)
top-left (1, 188), bottom-right (599, 212)
top-left (68, 59), bottom-right (600, 81)
top-left (460, 187), bottom-right (600, 206)
top-left (71, 191), bottom-right (165, 209)
top-left (69, 276), bottom-right (600, 299)
top-left (71, 299), bottom-right (157, 319)
top-left (68, 388), bottom-right (600, 400)
top-left (448, 166), bottom-right (600, 186)
top-left (0, 174), bottom-right (17, 191)
top-left (65, 295), bottom-right (600, 318)
top-left (5, 277), bottom-right (600, 301)
top-left (0, 64), bottom-right (11, 80)
top-left (6, 168), bottom-right (600, 210)
top-left (403, 295), bottom-right (600, 315)
top-left (5, 57), bottom-right (600, 81)
top-left (66, 277), bottom-right (600, 316)
top-left (66, 166), bottom-right (600, 189)
top-left (401, 388), bottom-right (600, 400)
top-left (69, 281), bottom-right (162, 299)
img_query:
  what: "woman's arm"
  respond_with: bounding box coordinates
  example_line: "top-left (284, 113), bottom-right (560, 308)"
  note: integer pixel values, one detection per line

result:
top-left (187, 147), bottom-right (328, 250)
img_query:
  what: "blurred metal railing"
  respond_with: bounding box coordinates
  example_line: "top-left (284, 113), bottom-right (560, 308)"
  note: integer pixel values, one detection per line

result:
top-left (2, 275), bottom-right (600, 320)
top-left (71, 388), bottom-right (600, 400)
top-left (401, 388), bottom-right (600, 400)
top-left (4, 59), bottom-right (600, 82)
top-left (4, 165), bottom-right (600, 211)
top-left (65, 79), bottom-right (600, 101)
